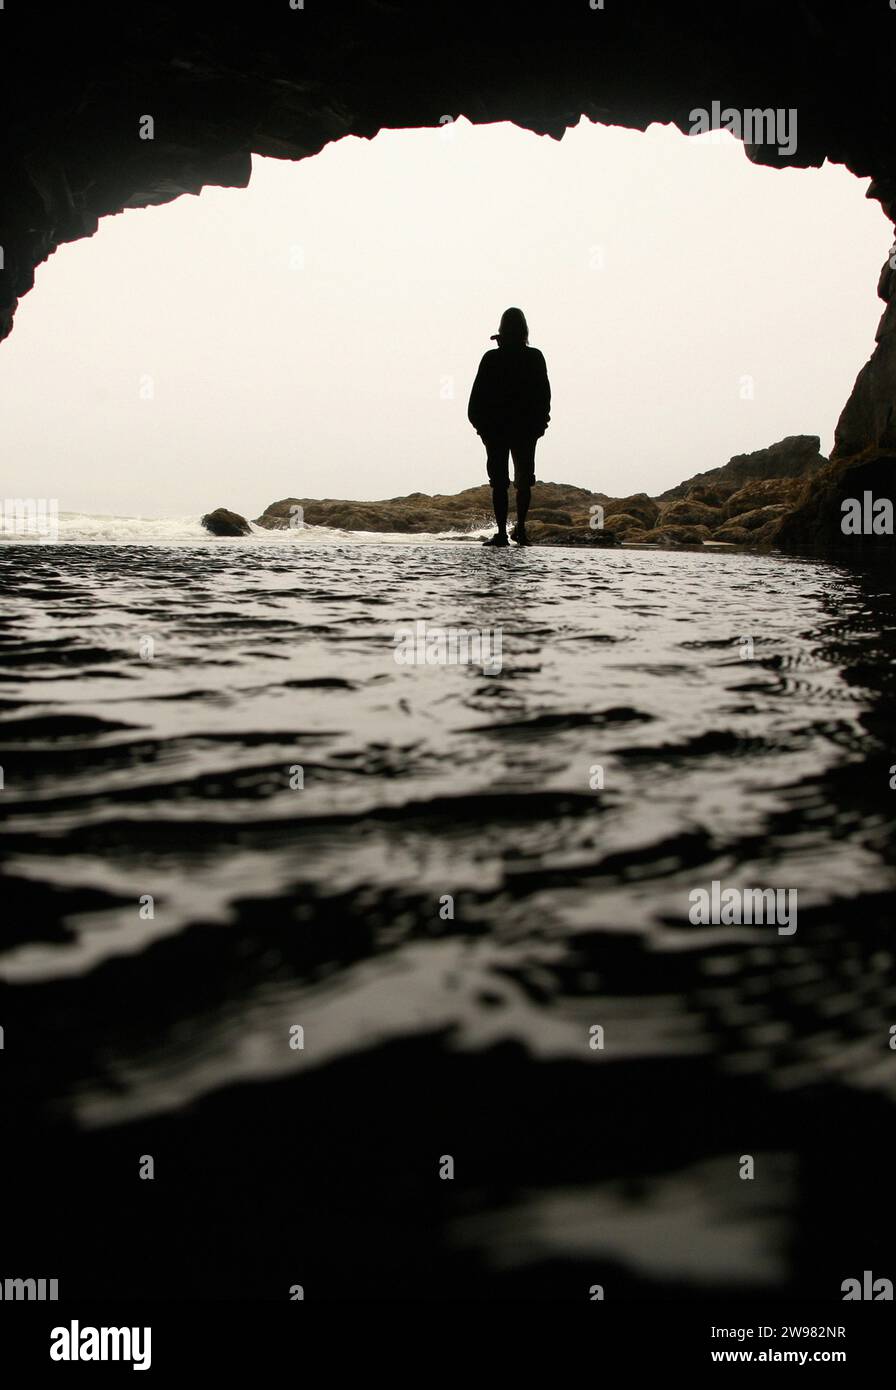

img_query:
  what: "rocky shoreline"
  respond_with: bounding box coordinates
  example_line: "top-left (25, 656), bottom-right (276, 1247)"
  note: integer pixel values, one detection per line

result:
top-left (203, 434), bottom-right (832, 549)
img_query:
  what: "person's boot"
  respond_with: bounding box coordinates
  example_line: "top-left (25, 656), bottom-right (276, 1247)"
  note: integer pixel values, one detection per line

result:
top-left (483, 531), bottom-right (509, 546)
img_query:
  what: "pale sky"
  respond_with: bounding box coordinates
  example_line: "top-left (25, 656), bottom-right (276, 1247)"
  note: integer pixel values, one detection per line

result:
top-left (0, 118), bottom-right (888, 518)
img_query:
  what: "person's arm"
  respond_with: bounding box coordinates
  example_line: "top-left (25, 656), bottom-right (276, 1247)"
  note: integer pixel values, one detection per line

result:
top-left (534, 349), bottom-right (551, 435)
top-left (467, 352), bottom-right (492, 434)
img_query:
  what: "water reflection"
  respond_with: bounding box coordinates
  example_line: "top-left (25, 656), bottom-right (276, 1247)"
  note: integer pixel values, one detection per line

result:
top-left (0, 541), bottom-right (893, 1298)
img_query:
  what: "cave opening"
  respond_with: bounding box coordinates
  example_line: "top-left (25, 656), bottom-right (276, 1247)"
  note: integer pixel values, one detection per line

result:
top-left (3, 3), bottom-right (896, 1320)
top-left (0, 116), bottom-right (889, 542)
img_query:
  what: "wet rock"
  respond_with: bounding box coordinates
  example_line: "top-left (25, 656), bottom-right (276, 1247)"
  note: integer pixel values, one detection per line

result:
top-left (659, 436), bottom-right (827, 502)
top-left (723, 476), bottom-right (809, 518)
top-left (833, 274), bottom-right (896, 459)
top-left (605, 493), bottom-right (660, 529)
top-left (522, 519), bottom-right (619, 546)
top-left (602, 512), bottom-right (644, 535)
top-left (522, 521), bottom-right (571, 543)
top-left (775, 451), bottom-right (896, 553)
top-left (713, 523), bottom-right (754, 544)
top-left (750, 517), bottom-right (789, 545)
top-left (659, 498), bottom-right (725, 528)
top-left (685, 485), bottom-right (725, 508)
top-left (726, 504), bottom-right (790, 530)
top-left (638, 524), bottom-right (705, 545)
top-left (246, 443), bottom-right (878, 556)
top-left (201, 507), bottom-right (251, 536)
top-left (255, 483), bottom-right (607, 536)
top-left (253, 497), bottom-right (303, 530)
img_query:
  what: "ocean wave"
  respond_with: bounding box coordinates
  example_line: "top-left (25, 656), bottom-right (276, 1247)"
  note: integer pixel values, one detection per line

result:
top-left (0, 511), bottom-right (493, 545)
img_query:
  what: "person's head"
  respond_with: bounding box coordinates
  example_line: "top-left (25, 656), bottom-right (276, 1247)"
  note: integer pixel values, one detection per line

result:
top-left (494, 307), bottom-right (529, 347)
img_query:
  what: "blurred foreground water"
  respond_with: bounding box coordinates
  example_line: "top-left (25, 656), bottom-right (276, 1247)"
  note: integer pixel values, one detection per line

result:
top-left (1, 539), bottom-right (894, 1298)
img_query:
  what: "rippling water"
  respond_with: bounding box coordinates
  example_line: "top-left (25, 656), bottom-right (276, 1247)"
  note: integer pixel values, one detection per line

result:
top-left (1, 538), bottom-right (894, 1298)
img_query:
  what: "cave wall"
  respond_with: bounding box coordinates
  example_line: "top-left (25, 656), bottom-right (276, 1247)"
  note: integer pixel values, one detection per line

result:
top-left (833, 260), bottom-right (896, 459)
top-left (1, 0), bottom-right (895, 464)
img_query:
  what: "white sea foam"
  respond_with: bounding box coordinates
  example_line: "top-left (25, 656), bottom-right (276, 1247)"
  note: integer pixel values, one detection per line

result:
top-left (0, 512), bottom-right (491, 545)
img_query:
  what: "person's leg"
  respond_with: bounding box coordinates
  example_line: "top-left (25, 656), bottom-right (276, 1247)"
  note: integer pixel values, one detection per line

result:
top-left (510, 438), bottom-right (537, 542)
top-left (485, 438), bottom-right (510, 542)
top-left (515, 479), bottom-right (531, 534)
top-left (492, 487), bottom-right (509, 536)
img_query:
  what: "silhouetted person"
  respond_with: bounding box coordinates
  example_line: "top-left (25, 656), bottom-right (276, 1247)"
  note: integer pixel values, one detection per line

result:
top-left (467, 307), bottom-right (551, 546)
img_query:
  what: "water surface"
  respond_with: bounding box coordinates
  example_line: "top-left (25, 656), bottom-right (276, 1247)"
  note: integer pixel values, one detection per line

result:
top-left (1, 539), bottom-right (894, 1298)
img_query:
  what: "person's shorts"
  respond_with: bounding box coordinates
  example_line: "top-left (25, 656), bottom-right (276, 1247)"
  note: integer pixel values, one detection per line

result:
top-left (484, 436), bottom-right (538, 489)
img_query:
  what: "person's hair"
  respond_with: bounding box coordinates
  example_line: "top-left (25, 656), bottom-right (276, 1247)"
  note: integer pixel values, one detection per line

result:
top-left (498, 307), bottom-right (529, 346)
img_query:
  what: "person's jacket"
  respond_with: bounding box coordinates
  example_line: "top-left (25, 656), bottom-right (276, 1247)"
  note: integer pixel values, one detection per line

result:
top-left (467, 343), bottom-right (551, 440)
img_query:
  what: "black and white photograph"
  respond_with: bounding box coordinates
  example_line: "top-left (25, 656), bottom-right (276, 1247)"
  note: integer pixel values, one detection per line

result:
top-left (1, 0), bottom-right (895, 1370)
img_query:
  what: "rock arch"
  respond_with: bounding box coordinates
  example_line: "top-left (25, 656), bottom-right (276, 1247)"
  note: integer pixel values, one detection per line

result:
top-left (1, 1), bottom-right (894, 518)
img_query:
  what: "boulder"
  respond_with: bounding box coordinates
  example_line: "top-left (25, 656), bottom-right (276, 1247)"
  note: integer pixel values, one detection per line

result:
top-left (573, 528), bottom-right (620, 546)
top-left (726, 504), bottom-right (790, 530)
top-left (712, 517), bottom-right (783, 546)
top-left (659, 498), bottom-right (725, 528)
top-left (604, 493), bottom-right (660, 528)
top-left (522, 521), bottom-right (572, 543)
top-left (567, 509), bottom-right (613, 533)
top-left (602, 512), bottom-right (644, 535)
top-left (712, 523), bottom-right (754, 544)
top-left (685, 485), bottom-right (724, 508)
top-left (723, 476), bottom-right (809, 518)
top-left (310, 503), bottom-right (396, 531)
top-left (253, 497), bottom-right (305, 530)
top-left (201, 507), bottom-right (252, 536)
top-left (509, 520), bottom-right (619, 546)
top-left (638, 525), bottom-right (705, 545)
top-left (658, 436), bottom-right (828, 502)
top-left (750, 517), bottom-right (788, 545)
top-left (775, 451), bottom-right (896, 553)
